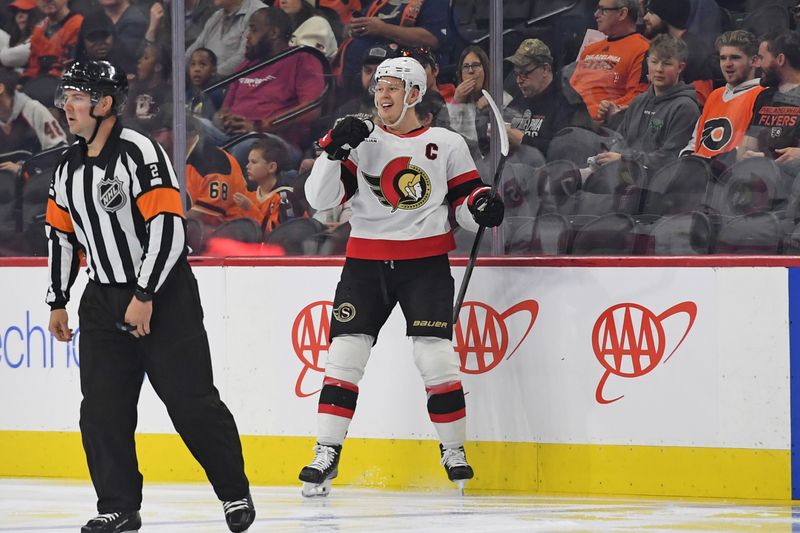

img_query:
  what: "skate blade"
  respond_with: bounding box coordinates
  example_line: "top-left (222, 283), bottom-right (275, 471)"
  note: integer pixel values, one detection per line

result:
top-left (455, 479), bottom-right (467, 496)
top-left (301, 479), bottom-right (332, 498)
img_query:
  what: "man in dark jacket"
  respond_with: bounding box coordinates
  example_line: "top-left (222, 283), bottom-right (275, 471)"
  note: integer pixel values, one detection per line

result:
top-left (594, 34), bottom-right (700, 173)
top-left (504, 38), bottom-right (592, 159)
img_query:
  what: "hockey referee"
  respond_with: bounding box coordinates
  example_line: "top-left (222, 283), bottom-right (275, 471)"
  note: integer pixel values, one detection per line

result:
top-left (45, 60), bottom-right (255, 533)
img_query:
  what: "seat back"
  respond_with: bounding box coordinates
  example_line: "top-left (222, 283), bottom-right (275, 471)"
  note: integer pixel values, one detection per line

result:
top-left (647, 212), bottom-right (712, 255)
top-left (571, 213), bottom-right (636, 255)
top-left (264, 217), bottom-right (326, 255)
top-left (714, 212), bottom-right (781, 254)
top-left (708, 158), bottom-right (784, 216)
top-left (640, 156), bottom-right (711, 217)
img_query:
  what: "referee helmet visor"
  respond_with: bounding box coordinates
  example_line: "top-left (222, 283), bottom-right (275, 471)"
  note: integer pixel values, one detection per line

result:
top-left (55, 60), bottom-right (128, 114)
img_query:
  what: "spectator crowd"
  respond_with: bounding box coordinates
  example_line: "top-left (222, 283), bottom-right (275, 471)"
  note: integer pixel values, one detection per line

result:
top-left (2, 0), bottom-right (800, 256)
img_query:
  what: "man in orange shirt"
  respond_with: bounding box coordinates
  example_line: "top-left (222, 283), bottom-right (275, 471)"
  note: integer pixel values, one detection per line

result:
top-left (571, 0), bottom-right (649, 122)
top-left (23, 0), bottom-right (82, 80)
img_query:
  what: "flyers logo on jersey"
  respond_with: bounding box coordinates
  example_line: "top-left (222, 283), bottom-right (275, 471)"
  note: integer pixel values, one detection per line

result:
top-left (363, 156), bottom-right (431, 212)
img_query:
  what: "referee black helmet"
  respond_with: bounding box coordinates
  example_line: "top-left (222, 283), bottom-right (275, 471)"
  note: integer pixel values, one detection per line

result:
top-left (55, 60), bottom-right (128, 115)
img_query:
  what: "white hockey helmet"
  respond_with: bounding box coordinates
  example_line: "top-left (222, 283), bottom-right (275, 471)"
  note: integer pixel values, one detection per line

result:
top-left (374, 56), bottom-right (427, 104)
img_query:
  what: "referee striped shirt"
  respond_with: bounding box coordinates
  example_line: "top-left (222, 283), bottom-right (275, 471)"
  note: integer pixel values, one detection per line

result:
top-left (45, 119), bottom-right (186, 309)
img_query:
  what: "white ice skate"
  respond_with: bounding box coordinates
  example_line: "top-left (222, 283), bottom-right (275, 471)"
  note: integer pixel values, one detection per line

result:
top-left (299, 444), bottom-right (342, 497)
top-left (440, 444), bottom-right (474, 496)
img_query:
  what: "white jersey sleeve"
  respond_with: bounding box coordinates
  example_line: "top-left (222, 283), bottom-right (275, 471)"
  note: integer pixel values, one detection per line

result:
top-left (305, 155), bottom-right (359, 211)
top-left (22, 97), bottom-right (67, 150)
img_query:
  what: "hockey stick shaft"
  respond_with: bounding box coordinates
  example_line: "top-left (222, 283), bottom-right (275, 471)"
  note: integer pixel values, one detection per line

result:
top-left (453, 90), bottom-right (509, 324)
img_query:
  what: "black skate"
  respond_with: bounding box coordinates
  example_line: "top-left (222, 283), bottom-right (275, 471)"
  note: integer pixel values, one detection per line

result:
top-left (81, 511), bottom-right (141, 533)
top-left (298, 443), bottom-right (342, 497)
top-left (440, 444), bottom-right (474, 494)
top-left (222, 493), bottom-right (256, 532)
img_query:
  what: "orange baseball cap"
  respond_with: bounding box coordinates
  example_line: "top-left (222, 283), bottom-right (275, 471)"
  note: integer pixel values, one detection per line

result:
top-left (9, 0), bottom-right (36, 10)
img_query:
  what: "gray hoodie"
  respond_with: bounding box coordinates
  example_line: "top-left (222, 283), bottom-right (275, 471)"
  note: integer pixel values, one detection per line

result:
top-left (611, 81), bottom-right (700, 172)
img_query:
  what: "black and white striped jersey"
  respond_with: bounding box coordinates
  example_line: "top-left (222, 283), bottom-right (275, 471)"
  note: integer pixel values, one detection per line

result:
top-left (45, 119), bottom-right (186, 309)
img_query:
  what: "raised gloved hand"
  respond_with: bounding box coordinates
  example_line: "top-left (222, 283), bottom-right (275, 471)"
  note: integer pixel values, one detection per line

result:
top-left (317, 116), bottom-right (371, 160)
top-left (467, 186), bottom-right (504, 227)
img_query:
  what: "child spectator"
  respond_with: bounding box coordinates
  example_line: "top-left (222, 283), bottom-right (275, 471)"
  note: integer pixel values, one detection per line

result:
top-left (234, 137), bottom-right (305, 235)
top-left (125, 41), bottom-right (171, 136)
top-left (187, 47), bottom-right (224, 119)
top-left (0, 0), bottom-right (41, 71)
top-left (591, 34), bottom-right (700, 172)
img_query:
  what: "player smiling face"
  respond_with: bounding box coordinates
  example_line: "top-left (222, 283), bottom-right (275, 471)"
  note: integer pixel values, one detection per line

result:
top-left (374, 76), bottom-right (420, 125)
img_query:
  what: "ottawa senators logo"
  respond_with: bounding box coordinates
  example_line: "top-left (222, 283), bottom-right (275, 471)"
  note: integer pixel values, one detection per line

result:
top-left (363, 156), bottom-right (431, 212)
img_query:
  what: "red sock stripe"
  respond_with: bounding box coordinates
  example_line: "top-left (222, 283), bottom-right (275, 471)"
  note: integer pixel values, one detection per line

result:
top-left (319, 403), bottom-right (355, 419)
top-left (430, 408), bottom-right (466, 423)
top-left (323, 376), bottom-right (359, 393)
top-left (426, 381), bottom-right (463, 396)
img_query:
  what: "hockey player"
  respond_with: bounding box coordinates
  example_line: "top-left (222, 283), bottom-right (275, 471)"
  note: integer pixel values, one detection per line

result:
top-left (300, 56), bottom-right (504, 496)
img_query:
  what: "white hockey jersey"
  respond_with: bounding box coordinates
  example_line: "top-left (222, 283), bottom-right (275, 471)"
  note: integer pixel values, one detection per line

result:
top-left (306, 125), bottom-right (484, 260)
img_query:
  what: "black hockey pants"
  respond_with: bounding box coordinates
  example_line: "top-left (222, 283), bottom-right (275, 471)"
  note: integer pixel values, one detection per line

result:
top-left (77, 259), bottom-right (249, 513)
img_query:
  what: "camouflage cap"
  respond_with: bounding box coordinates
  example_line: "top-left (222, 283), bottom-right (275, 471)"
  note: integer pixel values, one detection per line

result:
top-left (505, 38), bottom-right (553, 67)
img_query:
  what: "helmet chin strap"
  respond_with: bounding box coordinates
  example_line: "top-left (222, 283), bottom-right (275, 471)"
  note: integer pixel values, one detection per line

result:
top-left (376, 86), bottom-right (421, 129)
top-left (79, 104), bottom-right (113, 146)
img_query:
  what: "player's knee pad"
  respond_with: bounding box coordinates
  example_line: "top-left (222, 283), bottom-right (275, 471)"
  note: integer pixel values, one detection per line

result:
top-left (324, 333), bottom-right (374, 385)
top-left (411, 336), bottom-right (461, 387)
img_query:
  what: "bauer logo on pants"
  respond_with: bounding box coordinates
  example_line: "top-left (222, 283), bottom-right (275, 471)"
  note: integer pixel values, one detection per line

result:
top-left (333, 303), bottom-right (356, 322)
top-left (592, 302), bottom-right (697, 405)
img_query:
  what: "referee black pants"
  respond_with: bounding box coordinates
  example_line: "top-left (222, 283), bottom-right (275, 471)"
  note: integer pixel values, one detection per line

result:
top-left (77, 260), bottom-right (249, 513)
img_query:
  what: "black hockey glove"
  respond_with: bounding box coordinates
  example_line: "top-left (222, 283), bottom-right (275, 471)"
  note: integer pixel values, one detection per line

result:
top-left (468, 186), bottom-right (504, 227)
top-left (317, 116), bottom-right (371, 161)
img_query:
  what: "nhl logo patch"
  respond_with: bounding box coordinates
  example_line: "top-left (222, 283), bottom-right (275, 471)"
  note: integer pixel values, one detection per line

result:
top-left (97, 175), bottom-right (127, 213)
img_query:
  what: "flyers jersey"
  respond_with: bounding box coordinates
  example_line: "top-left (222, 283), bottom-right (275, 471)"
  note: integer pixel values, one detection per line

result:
top-left (241, 185), bottom-right (302, 233)
top-left (186, 143), bottom-right (251, 224)
top-left (305, 125), bottom-right (484, 260)
top-left (692, 79), bottom-right (764, 158)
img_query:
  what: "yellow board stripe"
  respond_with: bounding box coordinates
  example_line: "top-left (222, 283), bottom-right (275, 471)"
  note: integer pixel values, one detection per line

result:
top-left (0, 431), bottom-right (789, 499)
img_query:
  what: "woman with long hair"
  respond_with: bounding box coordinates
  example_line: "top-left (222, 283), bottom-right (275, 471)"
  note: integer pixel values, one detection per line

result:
top-left (448, 45), bottom-right (511, 157)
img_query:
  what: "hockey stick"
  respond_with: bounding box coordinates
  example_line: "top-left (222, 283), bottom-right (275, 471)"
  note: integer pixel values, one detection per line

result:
top-left (453, 89), bottom-right (510, 325)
